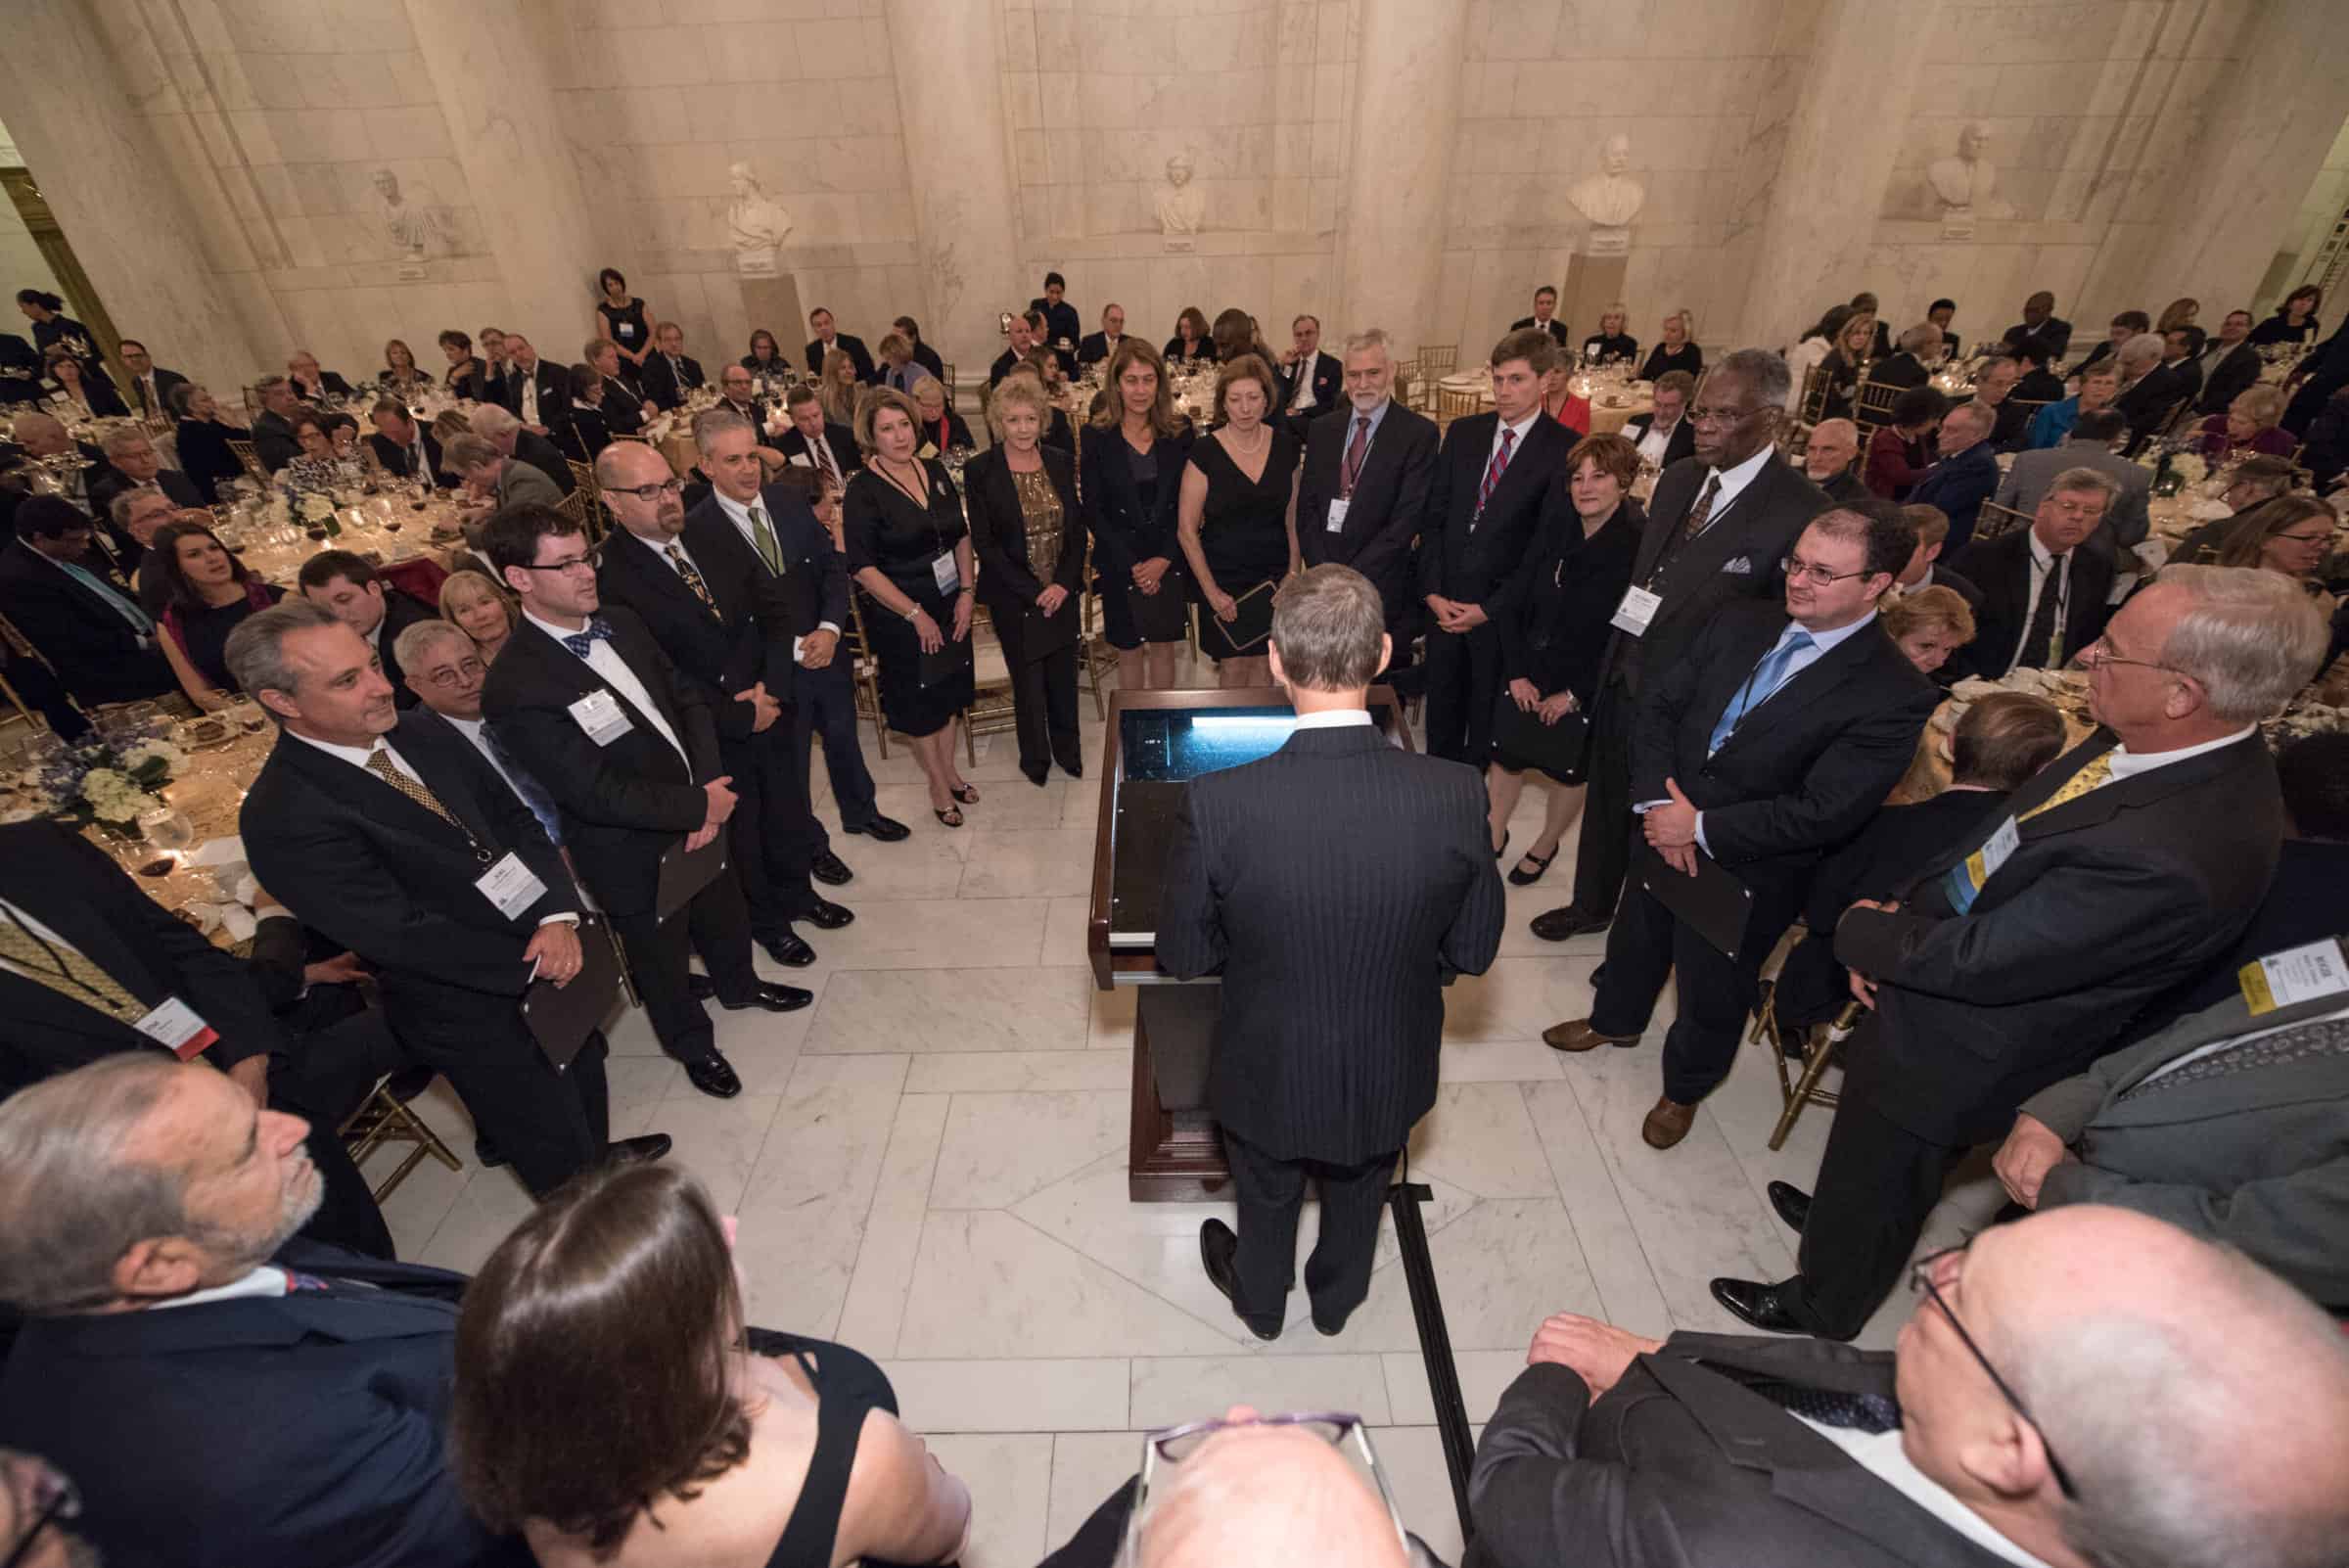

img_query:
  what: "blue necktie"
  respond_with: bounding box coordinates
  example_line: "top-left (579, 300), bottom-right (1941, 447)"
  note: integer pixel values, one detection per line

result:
top-left (484, 726), bottom-right (565, 845)
top-left (560, 618), bottom-right (613, 660)
top-left (1708, 627), bottom-right (1813, 757)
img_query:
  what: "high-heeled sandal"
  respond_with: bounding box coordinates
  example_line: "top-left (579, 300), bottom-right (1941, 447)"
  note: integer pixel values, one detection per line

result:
top-left (949, 783), bottom-right (980, 806)
top-left (934, 805), bottom-right (964, 828)
top-left (1507, 847), bottom-right (1556, 886)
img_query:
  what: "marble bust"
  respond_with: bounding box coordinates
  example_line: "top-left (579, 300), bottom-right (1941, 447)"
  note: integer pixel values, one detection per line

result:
top-left (370, 167), bottom-right (443, 258)
top-left (726, 161), bottom-right (795, 275)
top-left (1927, 122), bottom-right (2013, 226)
top-left (1568, 134), bottom-right (1644, 254)
top-left (1156, 154), bottom-right (1206, 243)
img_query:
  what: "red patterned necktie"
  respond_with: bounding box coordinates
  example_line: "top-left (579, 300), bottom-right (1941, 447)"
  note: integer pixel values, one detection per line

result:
top-left (1474, 427), bottom-right (1515, 526)
top-left (1342, 415), bottom-right (1370, 497)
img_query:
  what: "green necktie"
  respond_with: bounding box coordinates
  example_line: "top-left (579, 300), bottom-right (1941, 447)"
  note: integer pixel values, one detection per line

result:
top-left (747, 501), bottom-right (783, 576)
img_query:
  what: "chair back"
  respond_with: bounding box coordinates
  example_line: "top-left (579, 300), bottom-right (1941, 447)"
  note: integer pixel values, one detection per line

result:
top-left (1973, 499), bottom-right (2032, 541)
top-left (1854, 379), bottom-right (1904, 438)
top-left (1418, 343), bottom-right (1458, 377)
top-left (2005, 396), bottom-right (2052, 426)
top-left (940, 362), bottom-right (957, 399)
top-left (1437, 385), bottom-right (1483, 426)
top-left (1797, 364), bottom-right (1832, 426)
top-left (225, 438), bottom-right (266, 481)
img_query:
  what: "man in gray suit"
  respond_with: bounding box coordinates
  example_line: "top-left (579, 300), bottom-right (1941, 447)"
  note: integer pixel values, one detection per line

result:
top-left (1465, 1206), bottom-right (2349, 1568)
top-left (1994, 409), bottom-right (2150, 551)
top-left (1994, 954), bottom-right (2349, 1307)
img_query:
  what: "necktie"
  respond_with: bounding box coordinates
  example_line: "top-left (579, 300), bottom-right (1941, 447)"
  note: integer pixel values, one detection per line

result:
top-left (1746, 1376), bottom-right (1902, 1436)
top-left (135, 377), bottom-right (151, 415)
top-left (1681, 473), bottom-right (1723, 547)
top-left (812, 435), bottom-right (840, 491)
top-left (2019, 750), bottom-right (2112, 821)
top-left (746, 502), bottom-right (784, 575)
top-left (2118, 1014), bottom-right (2349, 1103)
top-left (667, 543), bottom-right (717, 611)
top-left (1474, 426), bottom-right (1516, 524)
top-left (560, 617), bottom-right (615, 659)
top-left (365, 749), bottom-right (463, 833)
top-left (1708, 627), bottom-right (1814, 756)
top-left (0, 909), bottom-right (146, 1025)
top-left (483, 726), bottom-right (564, 844)
top-left (2020, 553), bottom-right (2068, 669)
top-left (1342, 415), bottom-right (1370, 497)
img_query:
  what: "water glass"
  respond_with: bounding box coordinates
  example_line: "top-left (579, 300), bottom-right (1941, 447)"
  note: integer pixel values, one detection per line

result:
top-left (138, 806), bottom-right (196, 852)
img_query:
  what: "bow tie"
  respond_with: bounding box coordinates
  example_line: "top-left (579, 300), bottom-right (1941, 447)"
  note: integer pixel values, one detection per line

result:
top-left (560, 618), bottom-right (614, 659)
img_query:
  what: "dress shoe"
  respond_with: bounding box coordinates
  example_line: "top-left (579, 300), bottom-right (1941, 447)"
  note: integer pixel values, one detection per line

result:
top-left (1056, 756), bottom-right (1083, 780)
top-left (1530, 904), bottom-right (1611, 942)
top-left (719, 982), bottom-right (814, 1013)
top-left (1198, 1219), bottom-right (1281, 1341)
top-left (475, 1135), bottom-right (508, 1171)
top-left (688, 971), bottom-right (715, 1000)
top-left (1710, 1276), bottom-right (1838, 1338)
top-left (760, 930), bottom-right (816, 967)
top-left (1311, 1310), bottom-right (1351, 1337)
top-left (797, 898), bottom-right (854, 930)
top-left (810, 851), bottom-right (854, 886)
top-left (1640, 1096), bottom-right (1696, 1149)
top-left (680, 1051), bottom-right (743, 1099)
top-left (846, 813), bottom-right (911, 843)
top-left (610, 1133), bottom-right (672, 1163)
top-left (1543, 1019), bottom-right (1641, 1053)
top-left (1767, 1179), bottom-right (1812, 1233)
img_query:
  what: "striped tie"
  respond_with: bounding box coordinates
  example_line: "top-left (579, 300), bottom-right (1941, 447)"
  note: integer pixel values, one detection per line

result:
top-left (667, 543), bottom-right (717, 612)
top-left (1473, 427), bottom-right (1515, 526)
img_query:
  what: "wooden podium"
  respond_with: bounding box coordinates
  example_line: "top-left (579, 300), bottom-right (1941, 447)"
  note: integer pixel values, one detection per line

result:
top-left (1086, 687), bottom-right (1406, 1201)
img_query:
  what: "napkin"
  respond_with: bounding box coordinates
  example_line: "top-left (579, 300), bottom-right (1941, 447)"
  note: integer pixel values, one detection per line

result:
top-left (190, 836), bottom-right (247, 867)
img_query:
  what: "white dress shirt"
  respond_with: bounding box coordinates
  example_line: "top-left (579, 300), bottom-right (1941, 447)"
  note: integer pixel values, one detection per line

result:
top-left (1291, 708), bottom-right (1373, 731)
top-left (1289, 354), bottom-right (1318, 413)
top-left (1489, 409), bottom-right (1543, 468)
top-left (1693, 440), bottom-right (1777, 530)
top-left (2004, 531), bottom-right (2072, 676)
top-left (2104, 723), bottom-right (2256, 782)
top-left (712, 489), bottom-right (841, 638)
top-left (521, 610), bottom-right (688, 766)
top-left (519, 370), bottom-right (540, 426)
top-left (1634, 414), bottom-right (1682, 469)
top-left (1793, 1421), bottom-right (2056, 1568)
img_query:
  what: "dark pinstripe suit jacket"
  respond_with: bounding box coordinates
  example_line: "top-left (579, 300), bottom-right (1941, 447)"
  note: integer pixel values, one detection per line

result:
top-left (1157, 721), bottom-right (1506, 1164)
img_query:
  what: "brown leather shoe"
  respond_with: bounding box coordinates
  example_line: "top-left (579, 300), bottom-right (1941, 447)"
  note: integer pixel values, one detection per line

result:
top-left (1641, 1096), bottom-right (1696, 1149)
top-left (1543, 1019), bottom-right (1642, 1053)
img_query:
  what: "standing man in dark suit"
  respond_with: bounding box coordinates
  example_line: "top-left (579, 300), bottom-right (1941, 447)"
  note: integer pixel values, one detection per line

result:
top-left (804, 305), bottom-right (877, 383)
top-left (1999, 289), bottom-right (2072, 362)
top-left (1468, 1207), bottom-right (2349, 1568)
top-left (1417, 327), bottom-right (1574, 762)
top-left (2192, 308), bottom-right (2263, 416)
top-left (496, 334), bottom-right (571, 445)
top-left (298, 548), bottom-right (440, 709)
top-left (0, 818), bottom-right (391, 1260)
top-left (1161, 566), bottom-right (1503, 1339)
top-left (1273, 313), bottom-right (1343, 434)
top-left (1077, 301), bottom-right (1128, 368)
top-left (250, 374), bottom-right (303, 472)
top-left (0, 497), bottom-right (174, 707)
top-left (1620, 369), bottom-right (1696, 470)
top-left (1510, 284), bottom-right (1571, 349)
top-left (231, 601), bottom-right (666, 1197)
top-left (1945, 468), bottom-right (2117, 681)
top-left (1544, 506), bottom-right (1939, 1148)
top-left (595, 419), bottom-right (851, 968)
top-left (480, 504), bottom-right (809, 1102)
top-left (115, 338), bottom-right (187, 422)
top-left (0, 1055), bottom-right (528, 1568)
top-left (1716, 566), bottom-right (2328, 1339)
top-left (776, 383), bottom-right (862, 489)
top-left (365, 399), bottom-right (450, 486)
top-left (1537, 348), bottom-right (1832, 942)
top-left (641, 320), bottom-right (707, 412)
top-left (1294, 327), bottom-right (1439, 669)
top-left (1905, 399), bottom-right (2001, 556)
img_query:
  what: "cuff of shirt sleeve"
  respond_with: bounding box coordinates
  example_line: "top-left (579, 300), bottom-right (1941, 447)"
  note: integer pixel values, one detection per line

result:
top-left (1694, 811), bottom-right (1710, 857)
top-left (537, 913), bottom-right (579, 928)
top-left (819, 621), bottom-right (840, 635)
top-left (1634, 799), bottom-right (1669, 813)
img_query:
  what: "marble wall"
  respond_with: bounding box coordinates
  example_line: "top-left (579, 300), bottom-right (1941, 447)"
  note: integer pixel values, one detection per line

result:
top-left (2262, 114), bottom-right (2349, 307)
top-left (0, 118), bottom-right (72, 320)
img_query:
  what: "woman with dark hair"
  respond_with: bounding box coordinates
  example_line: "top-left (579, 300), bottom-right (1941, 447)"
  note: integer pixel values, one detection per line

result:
top-left (278, 411), bottom-right (356, 496)
top-left (15, 288), bottom-right (107, 382)
top-left (594, 266), bottom-right (654, 371)
top-left (563, 364), bottom-right (614, 463)
top-left (170, 383), bottom-right (249, 503)
top-left (1083, 338), bottom-right (1195, 692)
top-left (892, 315), bottom-right (945, 382)
top-left (41, 347), bottom-right (127, 418)
top-left (147, 519), bottom-right (283, 709)
top-left (741, 328), bottom-right (792, 379)
top-left (451, 1163), bottom-right (973, 1568)
top-left (2250, 285), bottom-right (2324, 347)
top-left (379, 338), bottom-right (432, 390)
top-left (2213, 494), bottom-right (2339, 614)
top-left (1785, 303), bottom-right (1857, 415)
top-left (1208, 307), bottom-right (1262, 367)
top-left (1864, 385), bottom-right (1949, 500)
top-left (438, 328), bottom-right (488, 396)
top-left (1175, 352), bottom-right (1299, 688)
top-left (1164, 305), bottom-right (1213, 364)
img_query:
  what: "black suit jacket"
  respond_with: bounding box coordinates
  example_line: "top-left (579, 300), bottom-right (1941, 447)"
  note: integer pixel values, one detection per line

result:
top-left (1945, 527), bottom-right (2113, 680)
top-left (1837, 729), bottom-right (2282, 1144)
top-left (0, 537), bottom-right (173, 705)
top-left (1417, 412), bottom-right (1572, 606)
top-left (1492, 500), bottom-right (1642, 705)
top-left (120, 364), bottom-right (188, 421)
top-left (291, 370), bottom-right (355, 402)
top-left (1915, 561), bottom-right (1985, 613)
top-left (2114, 362), bottom-right (2188, 451)
top-left (597, 374), bottom-right (649, 437)
top-left (2193, 343), bottom-right (2261, 416)
top-left (1620, 410), bottom-right (1697, 469)
top-left (175, 416), bottom-right (251, 502)
top-left (1468, 1338), bottom-right (2016, 1568)
top-left (641, 352), bottom-right (706, 411)
top-left (1158, 724), bottom-right (1504, 1164)
top-left (364, 427), bottom-right (449, 486)
top-left (806, 333), bottom-right (877, 383)
top-left (371, 587), bottom-right (439, 708)
top-left (0, 821), bottom-right (279, 1092)
top-left (1077, 331), bottom-right (1129, 367)
top-left (2003, 316), bottom-right (2073, 362)
top-left (1082, 421), bottom-right (1194, 585)
top-left (497, 360), bottom-right (572, 438)
top-left (777, 422), bottom-right (863, 482)
top-left (601, 499), bottom-right (803, 734)
top-left (482, 608), bottom-right (722, 918)
top-left (0, 1237), bottom-right (524, 1568)
top-left (1510, 316), bottom-right (1573, 349)
top-left (88, 463), bottom-right (203, 522)
top-left (1275, 350), bottom-right (1343, 417)
top-left (965, 445), bottom-right (1084, 660)
top-left (2125, 837), bottom-right (2349, 1038)
top-left (251, 408), bottom-right (300, 473)
top-left (513, 428), bottom-right (578, 496)
top-left (1295, 400), bottom-right (1439, 624)
top-left (1866, 353), bottom-right (1928, 392)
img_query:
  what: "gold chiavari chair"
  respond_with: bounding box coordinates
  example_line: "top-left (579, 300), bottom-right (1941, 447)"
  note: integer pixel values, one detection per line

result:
top-left (1436, 385), bottom-right (1483, 426)
top-left (339, 1072), bottom-right (463, 1202)
top-left (1972, 499), bottom-right (2032, 541)
top-left (553, 486), bottom-right (591, 531)
top-left (2004, 395), bottom-right (2052, 433)
top-left (1797, 364), bottom-right (1832, 427)
top-left (1748, 977), bottom-right (1853, 1151)
top-left (1853, 379), bottom-right (1904, 440)
top-left (962, 602), bottom-right (1019, 764)
top-left (566, 460), bottom-right (606, 540)
top-left (940, 362), bottom-right (957, 400)
top-left (226, 438), bottom-right (267, 483)
top-left (1077, 588), bottom-right (1117, 720)
top-left (1417, 343), bottom-right (1458, 378)
top-left (1394, 358), bottom-right (1422, 412)
top-left (843, 593), bottom-right (891, 760)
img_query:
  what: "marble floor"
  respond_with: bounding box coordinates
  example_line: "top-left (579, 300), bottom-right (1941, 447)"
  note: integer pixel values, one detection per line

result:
top-left (368, 672), bottom-right (2003, 1566)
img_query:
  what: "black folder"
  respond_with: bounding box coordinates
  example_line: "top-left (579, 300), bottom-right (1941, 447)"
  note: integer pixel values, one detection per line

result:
top-left (917, 635), bottom-right (975, 688)
top-left (1128, 571), bottom-right (1190, 644)
top-left (1491, 693), bottom-right (1590, 784)
top-left (522, 915), bottom-right (621, 1071)
top-left (1197, 578), bottom-right (1277, 659)
top-left (655, 833), bottom-right (728, 922)
top-left (1017, 599), bottom-right (1080, 661)
top-left (1635, 839), bottom-right (1755, 961)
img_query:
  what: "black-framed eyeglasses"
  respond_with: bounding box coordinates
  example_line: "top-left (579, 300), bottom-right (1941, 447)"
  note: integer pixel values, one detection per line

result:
top-left (606, 478), bottom-right (684, 502)
top-left (1, 1457), bottom-right (80, 1568)
top-left (514, 541), bottom-right (605, 575)
top-left (1688, 402), bottom-right (1767, 427)
top-left (1910, 1245), bottom-right (2079, 1499)
top-left (1114, 1412), bottom-right (1411, 1565)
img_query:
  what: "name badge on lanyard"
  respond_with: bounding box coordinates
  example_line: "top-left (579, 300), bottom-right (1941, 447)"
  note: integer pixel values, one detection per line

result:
top-left (1610, 586), bottom-right (1662, 635)
top-left (2239, 938), bottom-right (2349, 1015)
top-left (569, 690), bottom-right (634, 747)
top-left (134, 996), bottom-right (218, 1061)
top-left (932, 551), bottom-right (960, 595)
top-left (476, 852), bottom-right (549, 919)
top-left (1325, 498), bottom-right (1349, 532)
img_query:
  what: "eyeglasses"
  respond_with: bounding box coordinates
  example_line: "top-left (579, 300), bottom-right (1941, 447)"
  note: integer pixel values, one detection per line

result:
top-left (1, 1457), bottom-right (80, 1568)
top-left (1688, 402), bottom-right (1765, 427)
top-left (2076, 635), bottom-right (2181, 677)
top-left (2272, 530), bottom-right (2335, 545)
top-left (515, 542), bottom-right (604, 576)
top-left (424, 657), bottom-right (486, 689)
top-left (606, 478), bottom-right (685, 501)
top-left (1114, 1413), bottom-right (1410, 1565)
top-left (1782, 558), bottom-right (1876, 585)
top-left (1910, 1245), bottom-right (2078, 1499)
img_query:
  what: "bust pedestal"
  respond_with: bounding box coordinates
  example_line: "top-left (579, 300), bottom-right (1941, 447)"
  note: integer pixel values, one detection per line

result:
top-left (737, 272), bottom-right (806, 358)
top-left (1586, 225), bottom-right (1630, 256)
top-left (1562, 252), bottom-right (1629, 352)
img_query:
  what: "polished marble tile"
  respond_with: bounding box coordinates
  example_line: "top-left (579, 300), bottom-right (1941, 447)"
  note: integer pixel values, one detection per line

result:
top-left (698, 995), bottom-right (818, 1096)
top-left (1523, 1079), bottom-right (1674, 1330)
top-left (815, 833), bottom-right (973, 900)
top-left (932, 1089), bottom-right (1128, 1210)
top-left (924, 1432), bottom-right (1053, 1568)
top-left (888, 1358), bottom-right (1131, 1433)
top-left (1041, 893), bottom-right (1097, 965)
top-left (806, 964), bottom-right (1093, 1053)
top-left (1440, 954), bottom-right (1604, 1042)
top-left (1436, 1039), bottom-right (1565, 1082)
top-left (649, 1090), bottom-right (781, 1216)
top-left (1382, 1347), bottom-right (1531, 1428)
top-left (960, 827), bottom-right (1100, 899)
top-left (1128, 1353), bottom-right (1394, 1429)
top-left (1408, 1082), bottom-right (1558, 1200)
top-left (837, 1088), bottom-right (949, 1354)
top-left (1044, 1432), bottom-right (1144, 1553)
top-left (605, 1052), bottom-right (680, 1119)
top-left (415, 1159), bottom-right (538, 1274)
top-left (1287, 1198), bottom-right (1601, 1356)
top-left (1369, 1424), bottom-right (1469, 1565)
top-left (813, 897), bottom-right (1053, 969)
top-left (733, 1055), bottom-right (908, 1336)
top-left (875, 778), bottom-right (1072, 834)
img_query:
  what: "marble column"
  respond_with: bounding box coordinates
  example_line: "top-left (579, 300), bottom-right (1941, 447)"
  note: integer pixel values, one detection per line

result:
top-left (1335, 0), bottom-right (1471, 358)
top-left (1730, 0), bottom-right (1943, 356)
top-left (403, 0), bottom-right (605, 355)
top-left (884, 0), bottom-right (1022, 398)
top-left (0, 0), bottom-right (263, 393)
top-left (2135, 0), bottom-right (2349, 314)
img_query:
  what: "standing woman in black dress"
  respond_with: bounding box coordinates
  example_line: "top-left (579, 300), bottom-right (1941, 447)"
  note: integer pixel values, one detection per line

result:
top-left (16, 289), bottom-right (109, 386)
top-left (1082, 338), bottom-right (1194, 692)
top-left (594, 268), bottom-right (654, 377)
top-left (843, 388), bottom-right (981, 826)
top-left (966, 376), bottom-right (1084, 785)
top-left (1175, 353), bottom-right (1300, 689)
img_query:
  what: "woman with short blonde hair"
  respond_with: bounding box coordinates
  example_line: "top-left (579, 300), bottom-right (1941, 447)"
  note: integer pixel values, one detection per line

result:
top-left (438, 568), bottom-right (517, 664)
top-left (2196, 384), bottom-right (2295, 461)
top-left (1880, 584), bottom-right (1977, 676)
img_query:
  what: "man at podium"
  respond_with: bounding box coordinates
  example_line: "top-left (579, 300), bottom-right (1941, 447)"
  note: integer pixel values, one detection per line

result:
top-left (1158, 566), bottom-right (1504, 1339)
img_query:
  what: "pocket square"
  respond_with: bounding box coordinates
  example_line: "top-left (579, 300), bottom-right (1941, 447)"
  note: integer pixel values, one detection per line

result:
top-left (1722, 555), bottom-right (1753, 576)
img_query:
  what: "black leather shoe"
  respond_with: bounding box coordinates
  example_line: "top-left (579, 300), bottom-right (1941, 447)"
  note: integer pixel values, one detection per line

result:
top-left (760, 930), bottom-right (816, 967)
top-left (1767, 1180), bottom-right (1812, 1233)
top-left (1530, 904), bottom-right (1611, 942)
top-left (1056, 756), bottom-right (1083, 780)
top-left (1312, 1310), bottom-right (1351, 1337)
top-left (688, 971), bottom-right (715, 1000)
top-left (810, 851), bottom-right (854, 886)
top-left (719, 982), bottom-right (813, 1013)
top-left (610, 1133), bottom-right (671, 1163)
top-left (797, 898), bottom-right (853, 931)
top-left (846, 813), bottom-right (911, 843)
top-left (1710, 1276), bottom-right (1830, 1337)
top-left (475, 1136), bottom-right (508, 1171)
top-left (680, 1051), bottom-right (743, 1099)
top-left (1199, 1220), bottom-right (1281, 1341)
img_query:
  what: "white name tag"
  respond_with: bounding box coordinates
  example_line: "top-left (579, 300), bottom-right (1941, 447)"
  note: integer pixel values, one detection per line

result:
top-left (1325, 498), bottom-right (1349, 532)
top-left (787, 452), bottom-right (813, 469)
top-left (1610, 586), bottom-right (1662, 635)
top-left (931, 552), bottom-right (960, 594)
top-left (1975, 815), bottom-right (2021, 882)
top-left (569, 689), bottom-right (634, 747)
top-left (475, 852), bottom-right (549, 919)
top-left (134, 996), bottom-right (217, 1061)
top-left (2240, 939), bottom-right (2349, 1015)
